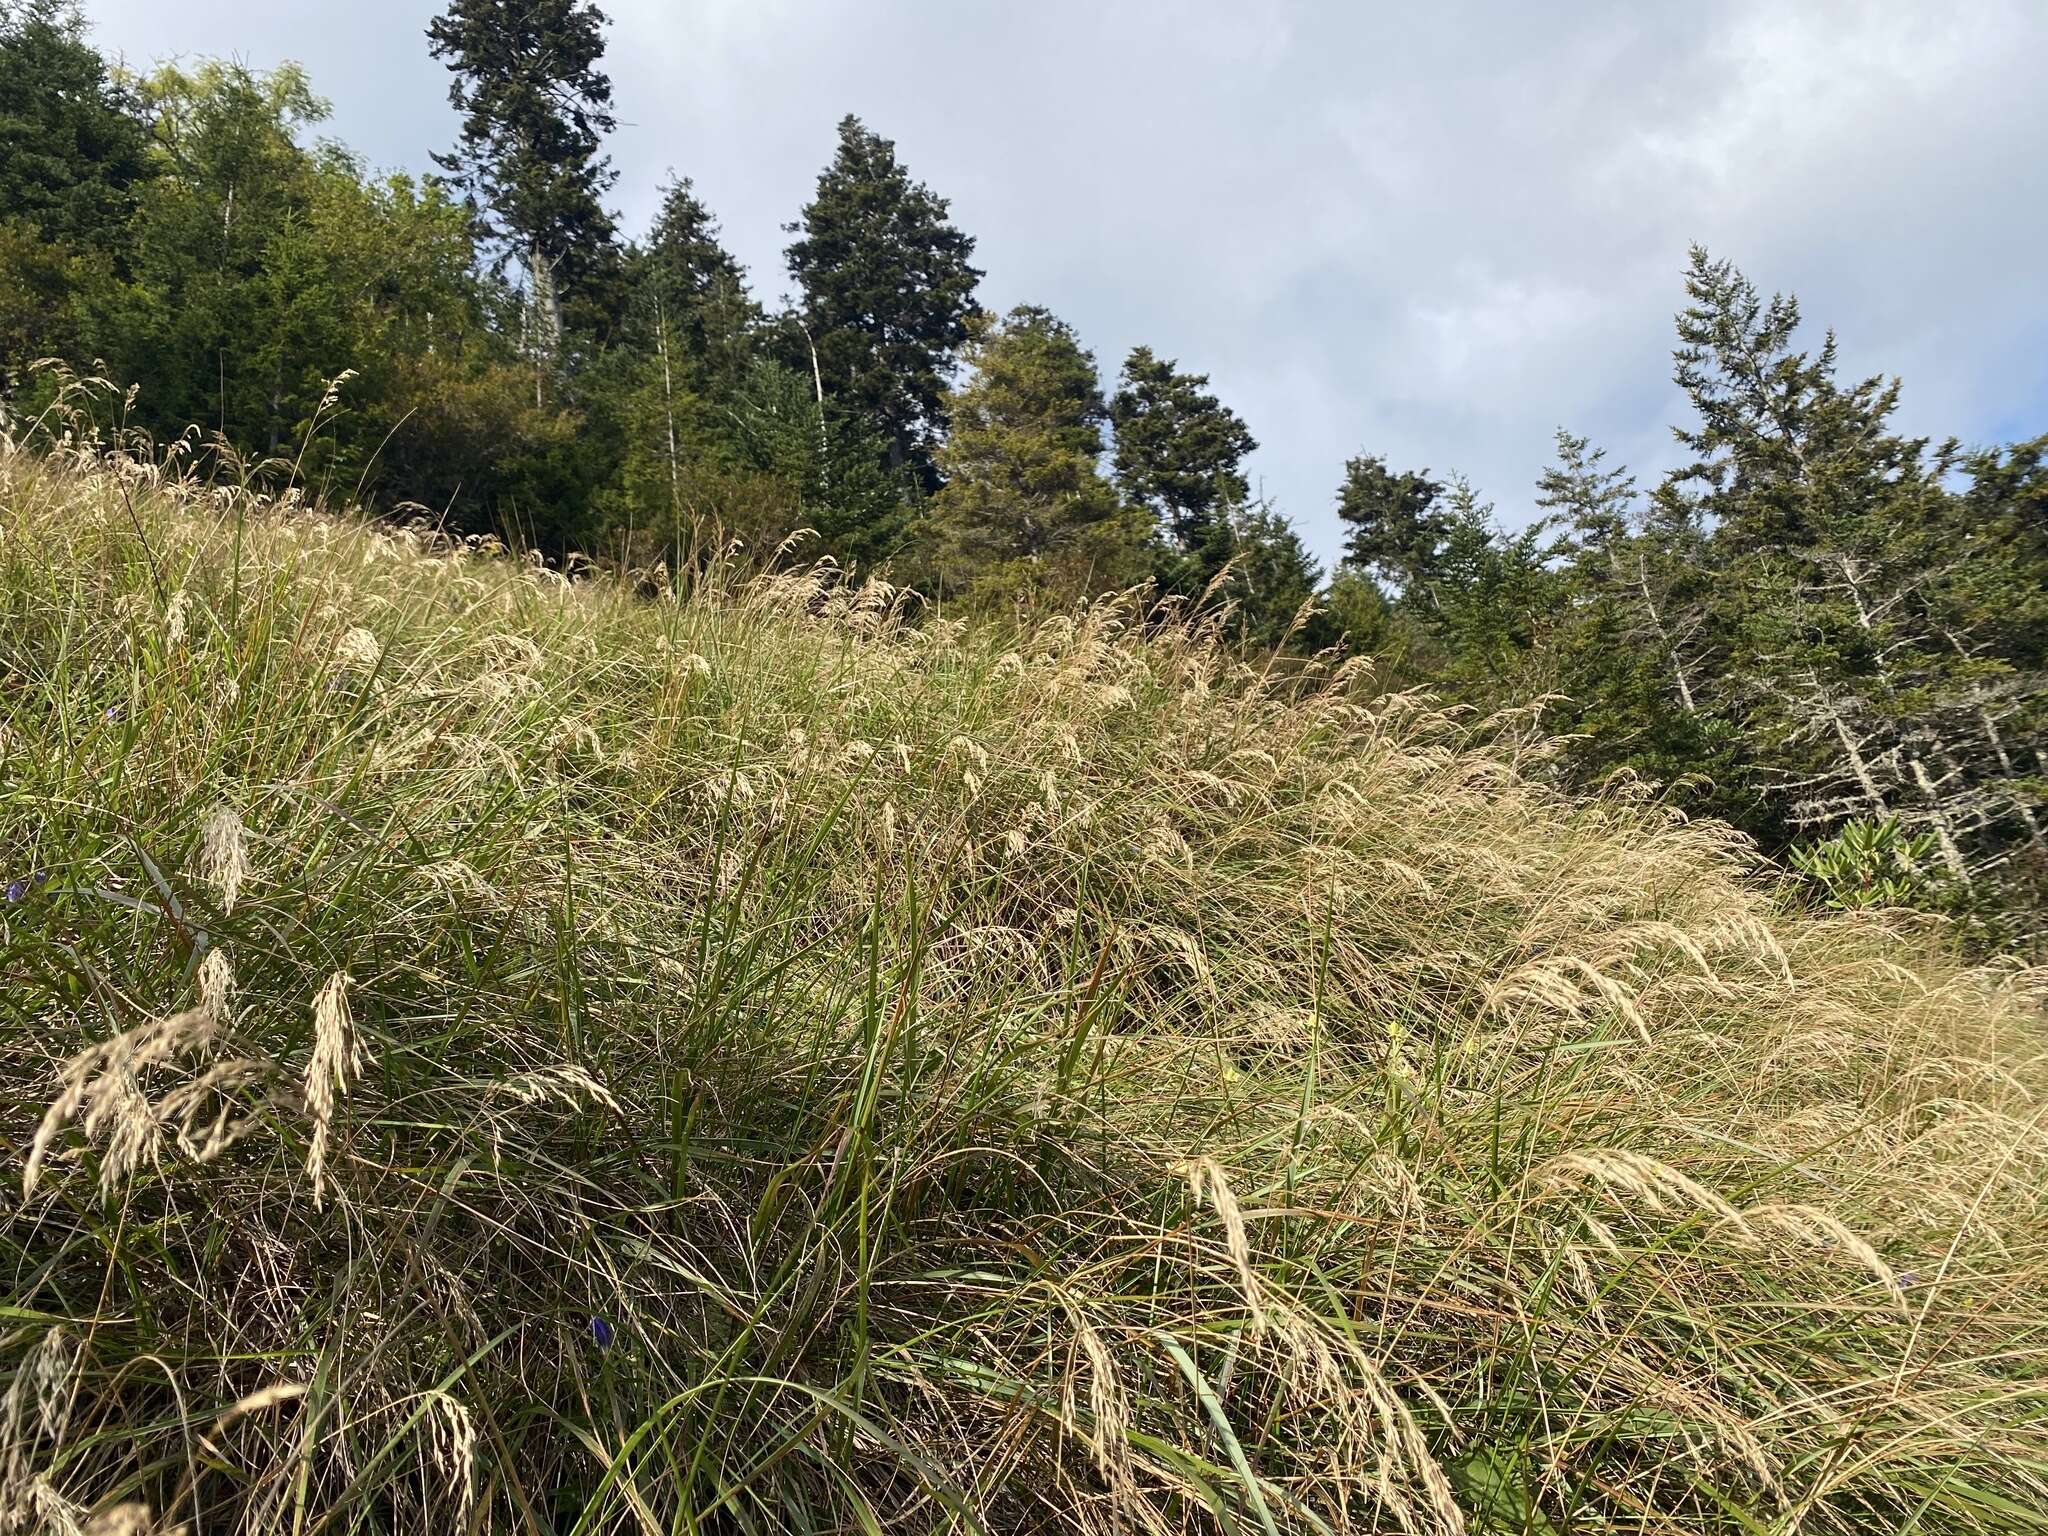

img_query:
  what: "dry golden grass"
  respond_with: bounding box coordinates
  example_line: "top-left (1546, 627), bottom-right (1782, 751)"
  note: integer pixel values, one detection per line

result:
top-left (1, 423), bottom-right (2045, 1533)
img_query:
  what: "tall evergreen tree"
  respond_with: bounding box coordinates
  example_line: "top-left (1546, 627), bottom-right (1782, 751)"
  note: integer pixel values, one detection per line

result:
top-left (1330, 454), bottom-right (1557, 699)
top-left (1332, 453), bottom-right (1445, 592)
top-left (595, 175), bottom-right (765, 545)
top-left (784, 115), bottom-right (981, 491)
top-left (632, 175), bottom-right (756, 396)
top-left (1659, 248), bottom-right (2042, 899)
top-left (426, 0), bottom-right (622, 380)
top-left (0, 0), bottom-right (152, 250)
top-left (1107, 346), bottom-right (1256, 560)
top-left (0, 0), bottom-right (153, 374)
top-left (1539, 429), bottom-right (1710, 716)
top-left (927, 304), bottom-right (1144, 606)
top-left (1533, 430), bottom-right (1748, 817)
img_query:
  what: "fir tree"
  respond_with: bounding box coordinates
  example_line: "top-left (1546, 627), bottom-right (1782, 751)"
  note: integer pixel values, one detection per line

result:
top-left (1659, 248), bottom-right (2041, 898)
top-left (1107, 345), bottom-right (1256, 559)
top-left (928, 304), bottom-right (1143, 606)
top-left (1332, 453), bottom-right (1444, 592)
top-left (784, 115), bottom-right (981, 491)
top-left (1533, 430), bottom-right (1747, 818)
top-left (426, 0), bottom-right (622, 380)
top-left (632, 175), bottom-right (757, 398)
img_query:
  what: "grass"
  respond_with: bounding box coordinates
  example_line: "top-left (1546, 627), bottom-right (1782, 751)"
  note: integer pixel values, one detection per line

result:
top-left (1, 418), bottom-right (2045, 1534)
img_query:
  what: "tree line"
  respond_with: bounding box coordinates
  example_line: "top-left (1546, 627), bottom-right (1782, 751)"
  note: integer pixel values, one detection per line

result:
top-left (2, 0), bottom-right (2042, 935)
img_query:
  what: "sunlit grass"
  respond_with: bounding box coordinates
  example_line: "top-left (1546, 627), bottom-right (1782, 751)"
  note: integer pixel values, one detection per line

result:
top-left (2, 420), bottom-right (2045, 1534)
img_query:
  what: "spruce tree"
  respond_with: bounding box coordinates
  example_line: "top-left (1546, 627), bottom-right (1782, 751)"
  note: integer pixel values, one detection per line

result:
top-left (928, 305), bottom-right (1143, 605)
top-left (1332, 453), bottom-right (1444, 592)
top-left (0, 0), bottom-right (152, 252)
top-left (633, 175), bottom-right (757, 397)
top-left (426, 0), bottom-right (622, 379)
top-left (784, 115), bottom-right (981, 491)
top-left (1107, 346), bottom-right (1256, 559)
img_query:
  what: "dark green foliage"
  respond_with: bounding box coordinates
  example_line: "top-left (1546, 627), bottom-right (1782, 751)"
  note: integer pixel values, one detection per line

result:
top-left (75, 64), bottom-right (349, 445)
top-left (628, 176), bottom-right (758, 398)
top-left (0, 0), bottom-right (152, 252)
top-left (1530, 430), bottom-right (1759, 824)
top-left (1321, 566), bottom-right (1430, 685)
top-left (1214, 502), bottom-right (1324, 651)
top-left (1340, 471), bottom-right (1560, 705)
top-left (1333, 453), bottom-right (1445, 591)
top-left (0, 0), bottom-right (153, 374)
top-left (1107, 345), bottom-right (1257, 558)
top-left (719, 357), bottom-right (908, 570)
top-left (1653, 247), bottom-right (2043, 904)
top-left (426, 0), bottom-right (623, 349)
top-left (927, 305), bottom-right (1144, 606)
top-left (1332, 251), bottom-right (2045, 939)
top-left (784, 115), bottom-right (982, 491)
top-left (1091, 346), bottom-right (1321, 647)
top-left (588, 177), bottom-right (774, 559)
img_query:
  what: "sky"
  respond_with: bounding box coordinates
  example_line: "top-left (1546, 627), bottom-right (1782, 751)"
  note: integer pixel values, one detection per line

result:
top-left (79, 0), bottom-right (2048, 567)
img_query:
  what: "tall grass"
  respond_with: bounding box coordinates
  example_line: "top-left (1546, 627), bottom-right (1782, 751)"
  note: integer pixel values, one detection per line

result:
top-left (2, 423), bottom-right (2045, 1534)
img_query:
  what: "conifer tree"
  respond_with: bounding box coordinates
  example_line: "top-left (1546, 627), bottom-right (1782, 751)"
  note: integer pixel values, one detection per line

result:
top-left (0, 0), bottom-right (153, 373)
top-left (633, 175), bottom-right (756, 397)
top-left (1532, 431), bottom-right (1751, 817)
top-left (426, 0), bottom-right (621, 384)
top-left (1332, 453), bottom-right (1445, 592)
top-left (784, 115), bottom-right (981, 491)
top-left (1107, 346), bottom-right (1256, 559)
top-left (1659, 248), bottom-right (2042, 897)
top-left (928, 305), bottom-right (1143, 606)
top-left (1217, 502), bottom-right (1324, 651)
top-left (1539, 430), bottom-right (1710, 716)
top-left (0, 0), bottom-right (151, 251)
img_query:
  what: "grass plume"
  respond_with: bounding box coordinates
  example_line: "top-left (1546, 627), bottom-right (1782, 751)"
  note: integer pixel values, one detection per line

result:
top-left (1, 427), bottom-right (2045, 1532)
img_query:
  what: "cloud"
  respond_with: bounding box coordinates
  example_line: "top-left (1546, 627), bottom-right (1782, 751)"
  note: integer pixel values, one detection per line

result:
top-left (79, 0), bottom-right (2048, 563)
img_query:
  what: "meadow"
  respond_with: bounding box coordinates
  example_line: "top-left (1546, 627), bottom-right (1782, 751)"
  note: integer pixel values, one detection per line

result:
top-left (2, 417), bottom-right (2045, 1533)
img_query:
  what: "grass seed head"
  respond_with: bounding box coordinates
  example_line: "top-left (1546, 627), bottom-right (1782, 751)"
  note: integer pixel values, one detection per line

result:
top-left (303, 971), bottom-right (360, 1208)
top-left (195, 806), bottom-right (249, 914)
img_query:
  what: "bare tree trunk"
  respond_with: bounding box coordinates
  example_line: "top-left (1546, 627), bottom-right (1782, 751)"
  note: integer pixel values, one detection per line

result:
top-left (1632, 549), bottom-right (1699, 712)
top-left (656, 297), bottom-right (681, 519)
top-left (526, 239), bottom-right (562, 409)
top-left (792, 317), bottom-right (829, 496)
top-left (1825, 702), bottom-right (1889, 817)
top-left (1907, 755), bottom-right (1972, 882)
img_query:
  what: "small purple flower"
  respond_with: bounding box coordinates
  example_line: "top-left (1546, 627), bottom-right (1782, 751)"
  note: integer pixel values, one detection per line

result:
top-left (103, 705), bottom-right (122, 724)
top-left (4, 877), bottom-right (26, 904)
top-left (589, 1316), bottom-right (615, 1349)
top-left (1895, 1271), bottom-right (1920, 1290)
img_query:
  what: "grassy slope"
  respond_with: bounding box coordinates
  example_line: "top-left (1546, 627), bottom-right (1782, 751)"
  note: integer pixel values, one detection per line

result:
top-left (2, 435), bottom-right (2045, 1535)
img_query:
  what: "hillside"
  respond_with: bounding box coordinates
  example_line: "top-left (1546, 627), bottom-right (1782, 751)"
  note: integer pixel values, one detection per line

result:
top-left (3, 433), bottom-right (2046, 1535)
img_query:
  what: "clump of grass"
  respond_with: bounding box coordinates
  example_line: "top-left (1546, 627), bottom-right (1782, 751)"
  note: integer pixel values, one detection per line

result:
top-left (1, 422), bottom-right (2045, 1534)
